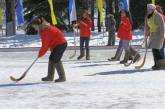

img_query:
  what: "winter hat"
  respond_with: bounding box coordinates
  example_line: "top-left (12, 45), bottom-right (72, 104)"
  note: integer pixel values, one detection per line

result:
top-left (147, 4), bottom-right (156, 10)
top-left (107, 14), bottom-right (114, 18)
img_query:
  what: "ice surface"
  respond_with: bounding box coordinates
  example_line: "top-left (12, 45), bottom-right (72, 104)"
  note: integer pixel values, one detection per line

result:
top-left (0, 49), bottom-right (165, 109)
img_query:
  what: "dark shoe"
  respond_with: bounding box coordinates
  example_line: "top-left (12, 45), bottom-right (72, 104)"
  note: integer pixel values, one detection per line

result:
top-left (42, 77), bottom-right (54, 81)
top-left (108, 58), bottom-right (119, 61)
top-left (55, 78), bottom-right (66, 82)
top-left (54, 61), bottom-right (66, 83)
top-left (120, 50), bottom-right (130, 64)
top-left (151, 60), bottom-right (164, 70)
top-left (86, 57), bottom-right (90, 60)
top-left (120, 60), bottom-right (127, 64)
top-left (77, 55), bottom-right (84, 60)
top-left (106, 44), bottom-right (110, 46)
top-left (129, 56), bottom-right (133, 60)
top-left (109, 55), bottom-right (120, 61)
top-left (133, 54), bottom-right (141, 63)
top-left (111, 56), bottom-right (116, 60)
top-left (42, 60), bottom-right (55, 81)
top-left (86, 49), bottom-right (90, 60)
top-left (77, 49), bottom-right (85, 60)
top-left (157, 60), bottom-right (165, 70)
top-left (152, 65), bottom-right (161, 70)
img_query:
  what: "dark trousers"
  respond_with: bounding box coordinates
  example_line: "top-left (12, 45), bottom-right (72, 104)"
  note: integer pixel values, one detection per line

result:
top-left (152, 49), bottom-right (164, 64)
top-left (108, 30), bottom-right (115, 46)
top-left (80, 37), bottom-right (90, 50)
top-left (160, 40), bottom-right (165, 59)
top-left (49, 43), bottom-right (67, 63)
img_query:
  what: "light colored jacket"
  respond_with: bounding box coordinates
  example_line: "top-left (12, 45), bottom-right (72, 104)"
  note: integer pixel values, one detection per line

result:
top-left (147, 11), bottom-right (165, 49)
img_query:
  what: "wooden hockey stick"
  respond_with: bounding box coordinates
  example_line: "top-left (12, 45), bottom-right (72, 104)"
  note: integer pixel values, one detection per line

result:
top-left (10, 58), bottom-right (38, 82)
top-left (135, 45), bottom-right (148, 69)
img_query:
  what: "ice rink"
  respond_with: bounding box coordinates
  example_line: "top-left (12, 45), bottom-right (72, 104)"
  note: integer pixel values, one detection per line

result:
top-left (0, 48), bottom-right (165, 109)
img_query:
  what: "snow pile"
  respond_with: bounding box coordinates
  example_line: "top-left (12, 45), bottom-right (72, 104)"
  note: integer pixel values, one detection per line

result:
top-left (0, 29), bottom-right (144, 48)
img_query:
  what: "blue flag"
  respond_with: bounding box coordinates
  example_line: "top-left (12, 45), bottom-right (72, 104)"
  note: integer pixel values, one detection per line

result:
top-left (16, 0), bottom-right (24, 25)
top-left (69, 0), bottom-right (77, 23)
top-left (118, 0), bottom-right (129, 10)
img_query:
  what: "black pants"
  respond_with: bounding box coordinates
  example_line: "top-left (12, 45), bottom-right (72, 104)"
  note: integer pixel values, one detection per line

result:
top-left (80, 37), bottom-right (90, 50)
top-left (49, 43), bottom-right (67, 63)
top-left (108, 30), bottom-right (115, 45)
top-left (152, 49), bottom-right (164, 63)
top-left (160, 40), bottom-right (165, 59)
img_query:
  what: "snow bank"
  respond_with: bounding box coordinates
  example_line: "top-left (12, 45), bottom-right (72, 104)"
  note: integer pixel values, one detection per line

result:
top-left (0, 29), bottom-right (144, 48)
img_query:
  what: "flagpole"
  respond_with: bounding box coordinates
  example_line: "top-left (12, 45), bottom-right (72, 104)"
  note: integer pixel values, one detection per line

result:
top-left (127, 0), bottom-right (130, 10)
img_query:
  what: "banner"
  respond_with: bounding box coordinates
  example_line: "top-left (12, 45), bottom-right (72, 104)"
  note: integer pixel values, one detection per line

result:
top-left (96, 0), bottom-right (103, 23)
top-left (69, 0), bottom-right (77, 23)
top-left (16, 0), bottom-right (24, 25)
top-left (118, 0), bottom-right (129, 10)
top-left (0, 8), bottom-right (2, 26)
top-left (152, 0), bottom-right (155, 4)
top-left (48, 0), bottom-right (57, 25)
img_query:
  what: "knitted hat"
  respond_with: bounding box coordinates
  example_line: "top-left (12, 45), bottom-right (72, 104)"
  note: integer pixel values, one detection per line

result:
top-left (147, 4), bottom-right (156, 10)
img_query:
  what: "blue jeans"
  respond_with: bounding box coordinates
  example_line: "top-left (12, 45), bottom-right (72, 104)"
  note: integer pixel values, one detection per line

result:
top-left (114, 39), bottom-right (130, 59)
top-left (80, 37), bottom-right (90, 50)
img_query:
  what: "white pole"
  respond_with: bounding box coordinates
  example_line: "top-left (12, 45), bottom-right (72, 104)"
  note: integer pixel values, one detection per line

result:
top-left (127, 0), bottom-right (130, 10)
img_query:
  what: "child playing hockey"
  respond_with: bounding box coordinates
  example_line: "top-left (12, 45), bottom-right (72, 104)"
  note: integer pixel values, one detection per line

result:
top-left (30, 16), bottom-right (67, 82)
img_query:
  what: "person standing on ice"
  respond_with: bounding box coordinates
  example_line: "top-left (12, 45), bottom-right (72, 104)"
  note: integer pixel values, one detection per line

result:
top-left (30, 16), bottom-right (67, 82)
top-left (145, 4), bottom-right (165, 70)
top-left (109, 9), bottom-right (140, 64)
top-left (156, 5), bottom-right (165, 59)
top-left (106, 14), bottom-right (116, 46)
top-left (74, 10), bottom-right (92, 60)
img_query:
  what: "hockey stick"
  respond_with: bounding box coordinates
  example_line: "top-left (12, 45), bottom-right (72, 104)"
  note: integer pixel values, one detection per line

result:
top-left (10, 58), bottom-right (38, 82)
top-left (124, 42), bottom-right (144, 67)
top-left (135, 42), bottom-right (149, 69)
top-left (69, 28), bottom-right (77, 59)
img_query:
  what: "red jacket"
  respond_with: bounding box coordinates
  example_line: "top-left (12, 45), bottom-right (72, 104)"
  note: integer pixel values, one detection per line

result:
top-left (78, 18), bottom-right (92, 37)
top-left (38, 25), bottom-right (66, 57)
top-left (117, 16), bottom-right (132, 41)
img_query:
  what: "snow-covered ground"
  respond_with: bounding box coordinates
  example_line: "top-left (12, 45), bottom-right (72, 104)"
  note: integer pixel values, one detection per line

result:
top-left (0, 49), bottom-right (165, 109)
top-left (0, 29), bottom-right (144, 48)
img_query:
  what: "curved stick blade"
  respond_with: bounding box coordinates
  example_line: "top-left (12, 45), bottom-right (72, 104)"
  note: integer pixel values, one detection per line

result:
top-left (9, 58), bottom-right (38, 82)
top-left (10, 76), bottom-right (19, 82)
top-left (10, 71), bottom-right (27, 82)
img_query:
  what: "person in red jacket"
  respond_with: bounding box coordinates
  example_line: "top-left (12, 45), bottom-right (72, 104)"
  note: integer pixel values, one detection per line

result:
top-left (111, 9), bottom-right (140, 64)
top-left (30, 16), bottom-right (67, 82)
top-left (74, 10), bottom-right (92, 60)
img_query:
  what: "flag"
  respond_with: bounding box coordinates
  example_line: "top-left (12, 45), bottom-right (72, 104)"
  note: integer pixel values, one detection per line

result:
top-left (152, 0), bottom-right (155, 4)
top-left (16, 0), bottom-right (24, 25)
top-left (118, 0), bottom-right (129, 10)
top-left (48, 0), bottom-right (57, 25)
top-left (69, 0), bottom-right (77, 23)
top-left (0, 8), bottom-right (2, 25)
top-left (2, 10), bottom-right (6, 29)
top-left (96, 0), bottom-right (103, 23)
